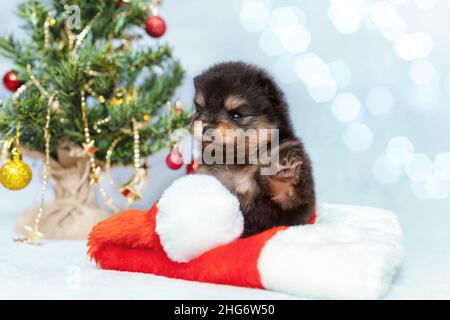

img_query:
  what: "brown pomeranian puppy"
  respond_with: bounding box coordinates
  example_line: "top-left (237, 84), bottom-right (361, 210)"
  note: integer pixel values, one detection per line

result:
top-left (191, 62), bottom-right (316, 237)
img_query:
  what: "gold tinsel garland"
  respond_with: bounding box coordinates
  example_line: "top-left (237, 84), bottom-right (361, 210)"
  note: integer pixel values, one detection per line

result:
top-left (10, 11), bottom-right (126, 240)
top-left (14, 93), bottom-right (56, 245)
top-left (5, 2), bottom-right (176, 244)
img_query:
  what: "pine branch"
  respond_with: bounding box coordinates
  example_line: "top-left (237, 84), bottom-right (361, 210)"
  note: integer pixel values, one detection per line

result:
top-left (0, 0), bottom-right (193, 166)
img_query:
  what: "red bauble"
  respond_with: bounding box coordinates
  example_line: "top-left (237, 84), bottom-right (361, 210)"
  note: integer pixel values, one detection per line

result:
top-left (145, 15), bottom-right (167, 38)
top-left (174, 106), bottom-right (182, 115)
top-left (3, 70), bottom-right (22, 92)
top-left (117, 0), bottom-right (128, 9)
top-left (166, 148), bottom-right (183, 170)
top-left (186, 161), bottom-right (198, 174)
top-left (121, 188), bottom-right (131, 197)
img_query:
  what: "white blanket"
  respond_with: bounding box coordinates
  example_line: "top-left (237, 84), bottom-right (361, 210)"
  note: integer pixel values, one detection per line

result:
top-left (258, 203), bottom-right (404, 299)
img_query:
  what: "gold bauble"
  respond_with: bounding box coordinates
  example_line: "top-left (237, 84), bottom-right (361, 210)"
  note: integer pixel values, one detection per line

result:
top-left (109, 88), bottom-right (137, 107)
top-left (109, 88), bottom-right (125, 106)
top-left (0, 148), bottom-right (32, 190)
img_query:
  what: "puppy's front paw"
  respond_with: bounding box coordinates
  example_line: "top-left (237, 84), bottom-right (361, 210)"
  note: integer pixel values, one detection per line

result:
top-left (273, 151), bottom-right (303, 182)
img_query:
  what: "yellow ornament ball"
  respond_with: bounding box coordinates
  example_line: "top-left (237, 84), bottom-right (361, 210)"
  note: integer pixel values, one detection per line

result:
top-left (0, 148), bottom-right (32, 190)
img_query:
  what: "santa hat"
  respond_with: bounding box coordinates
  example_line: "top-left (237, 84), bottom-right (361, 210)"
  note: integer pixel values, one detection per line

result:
top-left (88, 174), bottom-right (403, 299)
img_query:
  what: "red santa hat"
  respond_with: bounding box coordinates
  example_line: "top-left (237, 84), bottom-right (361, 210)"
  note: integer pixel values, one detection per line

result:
top-left (88, 174), bottom-right (403, 299)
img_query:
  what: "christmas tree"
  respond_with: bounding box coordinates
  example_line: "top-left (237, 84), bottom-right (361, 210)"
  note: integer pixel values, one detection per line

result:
top-left (0, 0), bottom-right (192, 243)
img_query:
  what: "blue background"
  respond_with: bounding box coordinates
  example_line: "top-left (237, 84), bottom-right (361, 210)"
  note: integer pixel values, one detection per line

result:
top-left (1, 0), bottom-right (450, 294)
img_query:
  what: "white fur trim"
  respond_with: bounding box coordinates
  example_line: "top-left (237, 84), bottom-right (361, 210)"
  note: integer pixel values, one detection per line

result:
top-left (156, 174), bottom-right (244, 263)
top-left (258, 204), bottom-right (404, 299)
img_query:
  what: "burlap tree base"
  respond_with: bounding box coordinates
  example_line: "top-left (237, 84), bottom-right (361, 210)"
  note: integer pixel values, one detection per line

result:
top-left (16, 141), bottom-right (107, 240)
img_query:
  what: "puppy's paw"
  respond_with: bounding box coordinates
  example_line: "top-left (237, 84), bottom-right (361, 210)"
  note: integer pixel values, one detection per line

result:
top-left (273, 150), bottom-right (303, 182)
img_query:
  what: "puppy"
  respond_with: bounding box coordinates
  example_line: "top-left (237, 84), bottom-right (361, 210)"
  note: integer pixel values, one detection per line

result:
top-left (191, 62), bottom-right (316, 237)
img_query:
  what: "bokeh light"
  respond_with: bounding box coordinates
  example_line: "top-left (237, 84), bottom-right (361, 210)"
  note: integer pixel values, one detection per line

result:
top-left (328, 60), bottom-right (351, 89)
top-left (269, 6), bottom-right (306, 35)
top-left (389, 0), bottom-right (409, 5)
top-left (425, 175), bottom-right (450, 199)
top-left (414, 80), bottom-right (441, 108)
top-left (307, 74), bottom-right (337, 103)
top-left (386, 136), bottom-right (415, 165)
top-left (370, 1), bottom-right (398, 29)
top-left (236, 0), bottom-right (448, 202)
top-left (379, 15), bottom-right (407, 42)
top-left (273, 54), bottom-right (299, 84)
top-left (404, 153), bottom-right (433, 182)
top-left (434, 153), bottom-right (450, 181)
top-left (394, 33), bottom-right (433, 61)
top-left (328, 0), bottom-right (367, 34)
top-left (369, 1), bottom-right (407, 42)
top-left (279, 24), bottom-right (311, 54)
top-left (366, 86), bottom-right (394, 115)
top-left (240, 0), bottom-right (272, 33)
top-left (343, 122), bottom-right (373, 153)
top-left (410, 181), bottom-right (430, 200)
top-left (443, 75), bottom-right (450, 95)
top-left (408, 59), bottom-right (435, 85)
top-left (294, 53), bottom-right (329, 83)
top-left (259, 29), bottom-right (284, 56)
top-left (332, 92), bottom-right (361, 122)
top-left (372, 155), bottom-right (403, 184)
top-left (414, 0), bottom-right (437, 10)
top-left (294, 53), bottom-right (337, 103)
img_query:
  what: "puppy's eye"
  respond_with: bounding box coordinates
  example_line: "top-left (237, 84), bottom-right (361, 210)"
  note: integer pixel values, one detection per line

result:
top-left (230, 111), bottom-right (242, 121)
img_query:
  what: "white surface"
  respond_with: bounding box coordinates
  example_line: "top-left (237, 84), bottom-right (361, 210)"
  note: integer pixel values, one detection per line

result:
top-left (0, 211), bottom-right (294, 300)
top-left (156, 175), bottom-right (243, 263)
top-left (1, 203), bottom-right (450, 300)
top-left (259, 204), bottom-right (403, 299)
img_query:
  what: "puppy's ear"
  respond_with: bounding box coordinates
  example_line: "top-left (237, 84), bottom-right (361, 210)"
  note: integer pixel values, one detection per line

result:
top-left (193, 76), bottom-right (202, 91)
top-left (259, 75), bottom-right (282, 106)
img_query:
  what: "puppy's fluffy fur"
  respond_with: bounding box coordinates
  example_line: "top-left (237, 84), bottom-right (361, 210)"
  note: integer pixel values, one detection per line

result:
top-left (192, 62), bottom-right (316, 237)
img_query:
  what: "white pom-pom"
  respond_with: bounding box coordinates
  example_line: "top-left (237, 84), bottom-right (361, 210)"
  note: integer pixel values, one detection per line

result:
top-left (156, 174), bottom-right (244, 263)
